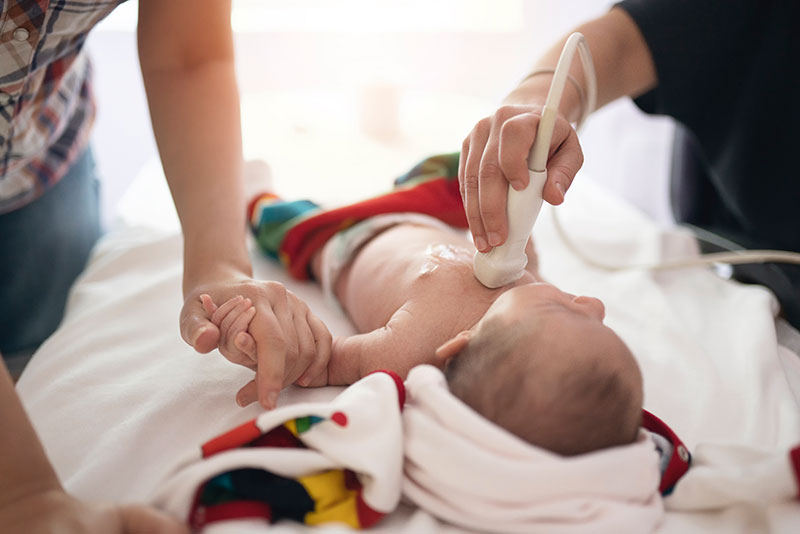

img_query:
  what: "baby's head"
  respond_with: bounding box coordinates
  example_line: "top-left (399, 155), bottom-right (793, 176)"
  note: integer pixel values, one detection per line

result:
top-left (437, 283), bottom-right (643, 456)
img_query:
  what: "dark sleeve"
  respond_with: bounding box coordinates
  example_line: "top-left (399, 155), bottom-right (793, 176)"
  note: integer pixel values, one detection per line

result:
top-left (613, 0), bottom-right (767, 131)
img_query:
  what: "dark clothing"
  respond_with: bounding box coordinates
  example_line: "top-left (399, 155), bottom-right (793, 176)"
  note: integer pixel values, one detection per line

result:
top-left (0, 149), bottom-right (101, 355)
top-left (616, 0), bottom-right (800, 326)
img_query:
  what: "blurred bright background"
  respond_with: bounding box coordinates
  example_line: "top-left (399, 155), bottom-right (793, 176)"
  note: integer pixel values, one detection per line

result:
top-left (87, 0), bottom-right (675, 231)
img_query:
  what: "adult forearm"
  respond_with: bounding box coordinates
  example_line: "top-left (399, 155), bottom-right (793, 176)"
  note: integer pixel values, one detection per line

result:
top-left (0, 358), bottom-right (61, 508)
top-left (504, 8), bottom-right (657, 120)
top-left (141, 60), bottom-right (250, 293)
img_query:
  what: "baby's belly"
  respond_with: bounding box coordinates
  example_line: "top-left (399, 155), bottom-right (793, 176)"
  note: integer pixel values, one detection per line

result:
top-left (336, 223), bottom-right (489, 332)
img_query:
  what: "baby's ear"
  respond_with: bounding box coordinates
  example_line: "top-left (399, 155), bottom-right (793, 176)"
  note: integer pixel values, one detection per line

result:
top-left (435, 330), bottom-right (472, 362)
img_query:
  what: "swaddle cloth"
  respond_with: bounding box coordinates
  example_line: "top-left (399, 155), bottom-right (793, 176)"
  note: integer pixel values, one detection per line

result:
top-left (150, 371), bottom-right (405, 530)
top-left (402, 365), bottom-right (667, 534)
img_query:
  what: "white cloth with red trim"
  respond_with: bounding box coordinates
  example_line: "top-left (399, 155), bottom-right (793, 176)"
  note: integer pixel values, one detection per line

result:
top-left (150, 371), bottom-right (405, 528)
top-left (402, 365), bottom-right (665, 534)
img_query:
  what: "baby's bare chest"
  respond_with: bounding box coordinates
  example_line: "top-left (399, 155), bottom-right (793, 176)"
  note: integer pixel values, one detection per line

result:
top-left (341, 226), bottom-right (495, 333)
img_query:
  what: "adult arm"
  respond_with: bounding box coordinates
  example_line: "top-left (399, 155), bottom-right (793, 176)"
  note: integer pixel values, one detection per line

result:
top-left (138, 0), bottom-right (331, 409)
top-left (0, 358), bottom-right (186, 533)
top-left (460, 7), bottom-right (657, 251)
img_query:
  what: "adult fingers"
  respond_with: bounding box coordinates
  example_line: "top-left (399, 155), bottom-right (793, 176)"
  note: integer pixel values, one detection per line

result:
top-left (542, 120), bottom-right (584, 205)
top-left (283, 294), bottom-right (316, 383)
top-left (478, 108), bottom-right (519, 248)
top-left (236, 379), bottom-right (257, 407)
top-left (179, 296), bottom-right (220, 354)
top-left (249, 303), bottom-right (287, 410)
top-left (234, 331), bottom-right (257, 360)
top-left (461, 118), bottom-right (491, 251)
top-left (498, 112), bottom-right (540, 189)
top-left (291, 310), bottom-right (321, 387)
top-left (300, 313), bottom-right (332, 387)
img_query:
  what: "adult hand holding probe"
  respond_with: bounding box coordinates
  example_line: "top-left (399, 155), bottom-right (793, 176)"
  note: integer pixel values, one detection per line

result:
top-left (472, 33), bottom-right (596, 287)
top-left (467, 4), bottom-right (800, 318)
top-left (460, 8), bottom-right (657, 259)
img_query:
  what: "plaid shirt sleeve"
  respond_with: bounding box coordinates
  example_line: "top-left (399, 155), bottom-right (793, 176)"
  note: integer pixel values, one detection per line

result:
top-left (0, 0), bottom-right (125, 213)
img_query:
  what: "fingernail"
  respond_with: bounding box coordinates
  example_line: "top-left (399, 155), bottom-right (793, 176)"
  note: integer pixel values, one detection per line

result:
top-left (556, 181), bottom-right (567, 199)
top-left (487, 232), bottom-right (502, 247)
top-left (475, 235), bottom-right (488, 251)
top-left (235, 332), bottom-right (248, 350)
top-left (511, 180), bottom-right (525, 191)
top-left (267, 392), bottom-right (278, 409)
top-left (192, 326), bottom-right (207, 346)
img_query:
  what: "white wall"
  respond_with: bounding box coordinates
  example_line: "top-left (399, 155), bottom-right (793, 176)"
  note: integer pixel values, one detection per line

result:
top-left (87, 0), bottom-right (675, 228)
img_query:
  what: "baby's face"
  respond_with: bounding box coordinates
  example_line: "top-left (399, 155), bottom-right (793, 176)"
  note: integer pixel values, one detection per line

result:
top-left (476, 281), bottom-right (641, 396)
top-left (484, 282), bottom-right (607, 329)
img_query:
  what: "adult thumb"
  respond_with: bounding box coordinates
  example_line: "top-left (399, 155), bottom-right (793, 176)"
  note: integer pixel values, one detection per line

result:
top-left (179, 296), bottom-right (220, 354)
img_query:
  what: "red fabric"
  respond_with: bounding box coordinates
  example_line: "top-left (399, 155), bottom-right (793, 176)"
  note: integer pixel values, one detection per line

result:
top-left (247, 191), bottom-right (279, 222)
top-left (368, 369), bottom-right (407, 411)
top-left (331, 411), bottom-right (349, 427)
top-left (191, 500), bottom-right (273, 529)
top-left (250, 424), bottom-right (305, 449)
top-left (201, 419), bottom-right (261, 458)
top-left (281, 177), bottom-right (466, 280)
top-left (789, 445), bottom-right (800, 499)
top-left (641, 409), bottom-right (691, 495)
top-left (355, 492), bottom-right (385, 528)
top-left (344, 469), bottom-right (362, 491)
top-left (344, 470), bottom-right (385, 528)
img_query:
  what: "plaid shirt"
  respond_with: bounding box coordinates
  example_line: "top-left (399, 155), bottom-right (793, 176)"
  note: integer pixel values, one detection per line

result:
top-left (0, 0), bottom-right (124, 213)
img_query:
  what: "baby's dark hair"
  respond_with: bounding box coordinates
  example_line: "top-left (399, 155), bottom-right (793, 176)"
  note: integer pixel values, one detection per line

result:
top-left (444, 318), bottom-right (642, 456)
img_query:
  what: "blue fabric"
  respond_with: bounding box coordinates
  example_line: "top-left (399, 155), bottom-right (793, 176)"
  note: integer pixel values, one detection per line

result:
top-left (0, 149), bottom-right (102, 355)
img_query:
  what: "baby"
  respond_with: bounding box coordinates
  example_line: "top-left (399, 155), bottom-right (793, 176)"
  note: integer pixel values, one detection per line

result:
top-left (206, 155), bottom-right (643, 456)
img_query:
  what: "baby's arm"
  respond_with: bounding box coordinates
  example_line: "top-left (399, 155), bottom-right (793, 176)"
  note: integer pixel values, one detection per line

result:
top-left (327, 302), bottom-right (443, 385)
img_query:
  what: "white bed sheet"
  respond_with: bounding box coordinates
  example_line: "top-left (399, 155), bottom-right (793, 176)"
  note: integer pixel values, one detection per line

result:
top-left (16, 173), bottom-right (800, 533)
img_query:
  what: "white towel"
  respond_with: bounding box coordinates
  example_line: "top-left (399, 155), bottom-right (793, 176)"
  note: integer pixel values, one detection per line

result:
top-left (150, 371), bottom-right (405, 529)
top-left (402, 365), bottom-right (664, 534)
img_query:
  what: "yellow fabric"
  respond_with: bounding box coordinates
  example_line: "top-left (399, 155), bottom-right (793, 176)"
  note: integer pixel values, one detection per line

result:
top-left (298, 470), bottom-right (360, 528)
top-left (284, 419), bottom-right (299, 437)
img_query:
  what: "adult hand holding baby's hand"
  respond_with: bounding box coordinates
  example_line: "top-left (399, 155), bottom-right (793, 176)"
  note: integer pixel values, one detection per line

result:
top-left (185, 282), bottom-right (332, 409)
top-left (459, 104), bottom-right (582, 252)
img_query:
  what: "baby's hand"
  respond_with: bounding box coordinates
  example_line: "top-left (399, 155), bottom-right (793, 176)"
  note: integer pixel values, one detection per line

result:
top-left (200, 294), bottom-right (331, 408)
top-left (201, 294), bottom-right (258, 369)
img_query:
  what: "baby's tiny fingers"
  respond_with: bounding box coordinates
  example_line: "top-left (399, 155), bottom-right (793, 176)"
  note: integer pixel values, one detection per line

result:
top-left (219, 299), bottom-right (253, 342)
top-left (200, 294), bottom-right (218, 316)
top-left (236, 379), bottom-right (258, 407)
top-left (210, 295), bottom-right (244, 326)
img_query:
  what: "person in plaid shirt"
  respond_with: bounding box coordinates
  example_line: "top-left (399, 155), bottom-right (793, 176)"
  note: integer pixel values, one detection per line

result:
top-left (0, 1), bottom-right (332, 531)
